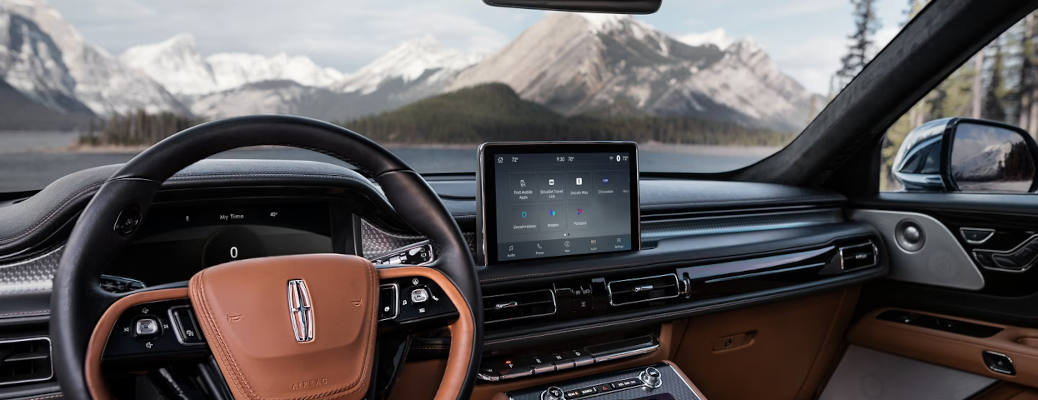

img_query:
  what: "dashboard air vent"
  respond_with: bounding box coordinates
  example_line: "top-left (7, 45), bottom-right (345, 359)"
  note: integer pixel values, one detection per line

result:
top-left (839, 242), bottom-right (878, 271)
top-left (483, 289), bottom-right (556, 324)
top-left (607, 274), bottom-right (680, 306)
top-left (0, 337), bottom-right (52, 386)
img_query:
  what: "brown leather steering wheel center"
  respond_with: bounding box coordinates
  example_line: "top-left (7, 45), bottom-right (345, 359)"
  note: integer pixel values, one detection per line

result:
top-left (188, 253), bottom-right (378, 400)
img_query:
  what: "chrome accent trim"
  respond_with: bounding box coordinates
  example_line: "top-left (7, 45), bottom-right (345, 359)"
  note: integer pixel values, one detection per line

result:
top-left (606, 273), bottom-right (680, 306)
top-left (638, 367), bottom-right (663, 389)
top-left (476, 371), bottom-right (501, 382)
top-left (960, 227), bottom-right (995, 245)
top-left (484, 289), bottom-right (557, 324)
top-left (286, 279), bottom-right (315, 343)
top-left (983, 350), bottom-right (1015, 375)
top-left (592, 342), bottom-right (660, 363)
top-left (378, 283), bottom-right (400, 322)
top-left (0, 336), bottom-right (52, 386)
top-left (838, 241), bottom-right (879, 271)
top-left (167, 305), bottom-right (205, 346)
top-left (973, 234), bottom-right (1038, 273)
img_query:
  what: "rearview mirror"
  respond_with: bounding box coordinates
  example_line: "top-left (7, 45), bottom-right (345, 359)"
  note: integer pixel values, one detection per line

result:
top-left (483, 0), bottom-right (661, 14)
top-left (892, 118), bottom-right (1038, 192)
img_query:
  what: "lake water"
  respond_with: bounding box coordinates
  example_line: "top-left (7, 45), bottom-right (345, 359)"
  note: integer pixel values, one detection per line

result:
top-left (0, 131), bottom-right (774, 192)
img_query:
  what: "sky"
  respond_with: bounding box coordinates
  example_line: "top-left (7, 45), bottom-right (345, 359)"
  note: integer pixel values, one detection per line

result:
top-left (46, 0), bottom-right (909, 95)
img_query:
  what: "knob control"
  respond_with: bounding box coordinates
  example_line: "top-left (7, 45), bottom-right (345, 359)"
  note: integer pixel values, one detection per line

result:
top-left (639, 366), bottom-right (662, 388)
top-left (541, 386), bottom-right (565, 400)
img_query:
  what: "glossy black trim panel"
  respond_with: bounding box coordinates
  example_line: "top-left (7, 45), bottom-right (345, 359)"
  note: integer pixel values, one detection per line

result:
top-left (479, 223), bottom-right (876, 286)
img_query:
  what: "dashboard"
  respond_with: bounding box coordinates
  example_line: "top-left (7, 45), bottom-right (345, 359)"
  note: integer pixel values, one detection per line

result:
top-left (0, 158), bottom-right (887, 398)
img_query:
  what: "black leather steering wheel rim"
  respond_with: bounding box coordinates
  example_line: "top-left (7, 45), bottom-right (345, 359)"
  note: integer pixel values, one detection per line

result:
top-left (49, 114), bottom-right (483, 399)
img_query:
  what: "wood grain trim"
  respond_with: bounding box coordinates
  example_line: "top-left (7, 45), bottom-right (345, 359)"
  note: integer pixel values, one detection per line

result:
top-left (85, 287), bottom-right (190, 400)
top-left (379, 266), bottom-right (475, 400)
top-left (849, 307), bottom-right (1038, 386)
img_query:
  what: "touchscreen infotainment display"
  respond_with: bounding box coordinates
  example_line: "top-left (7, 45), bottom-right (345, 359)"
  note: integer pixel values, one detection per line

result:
top-left (478, 142), bottom-right (639, 264)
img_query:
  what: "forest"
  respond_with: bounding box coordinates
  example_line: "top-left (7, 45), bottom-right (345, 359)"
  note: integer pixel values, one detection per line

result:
top-left (877, 3), bottom-right (1038, 189)
top-left (79, 83), bottom-right (794, 148)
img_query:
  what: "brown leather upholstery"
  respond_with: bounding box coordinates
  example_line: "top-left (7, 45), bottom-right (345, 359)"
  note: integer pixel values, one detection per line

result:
top-left (671, 286), bottom-right (860, 400)
top-left (189, 254), bottom-right (378, 400)
top-left (973, 382), bottom-right (1038, 400)
top-left (85, 287), bottom-right (190, 400)
top-left (849, 307), bottom-right (1038, 388)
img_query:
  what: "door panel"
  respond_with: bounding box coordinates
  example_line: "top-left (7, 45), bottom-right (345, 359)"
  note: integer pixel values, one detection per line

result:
top-left (854, 194), bottom-right (1038, 326)
top-left (849, 308), bottom-right (1038, 386)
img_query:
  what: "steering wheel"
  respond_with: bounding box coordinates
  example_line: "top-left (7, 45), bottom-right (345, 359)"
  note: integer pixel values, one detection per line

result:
top-left (49, 115), bottom-right (483, 400)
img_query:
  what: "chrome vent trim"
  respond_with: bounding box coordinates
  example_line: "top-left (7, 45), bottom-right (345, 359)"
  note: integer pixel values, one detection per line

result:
top-left (606, 273), bottom-right (680, 306)
top-left (483, 289), bottom-right (557, 324)
top-left (0, 336), bottom-right (52, 386)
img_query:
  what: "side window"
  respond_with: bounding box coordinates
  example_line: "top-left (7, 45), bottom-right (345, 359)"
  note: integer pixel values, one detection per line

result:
top-left (881, 12), bottom-right (1038, 192)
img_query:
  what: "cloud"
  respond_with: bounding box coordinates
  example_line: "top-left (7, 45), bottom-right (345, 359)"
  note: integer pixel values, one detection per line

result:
top-left (678, 28), bottom-right (733, 49)
top-left (773, 35), bottom-right (847, 94)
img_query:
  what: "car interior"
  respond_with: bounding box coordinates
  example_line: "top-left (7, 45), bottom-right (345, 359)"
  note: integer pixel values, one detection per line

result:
top-left (5, 0), bottom-right (1038, 399)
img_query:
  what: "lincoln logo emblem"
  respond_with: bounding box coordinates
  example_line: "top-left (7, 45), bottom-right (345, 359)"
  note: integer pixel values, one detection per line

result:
top-left (287, 279), bottom-right (315, 343)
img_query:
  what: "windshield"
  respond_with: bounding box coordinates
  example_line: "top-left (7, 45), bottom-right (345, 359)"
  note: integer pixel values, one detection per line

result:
top-left (0, 0), bottom-right (913, 192)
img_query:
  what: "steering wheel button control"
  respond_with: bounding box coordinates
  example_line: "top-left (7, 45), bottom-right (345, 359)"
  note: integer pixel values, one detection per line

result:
top-left (379, 284), bottom-right (400, 321)
top-left (410, 287), bottom-right (429, 303)
top-left (103, 299), bottom-right (211, 361)
top-left (168, 305), bottom-right (206, 345)
top-left (134, 317), bottom-right (160, 337)
top-left (378, 277), bottom-right (457, 327)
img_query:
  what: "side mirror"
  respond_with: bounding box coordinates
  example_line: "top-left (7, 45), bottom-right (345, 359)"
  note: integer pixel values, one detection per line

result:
top-left (892, 118), bottom-right (1038, 192)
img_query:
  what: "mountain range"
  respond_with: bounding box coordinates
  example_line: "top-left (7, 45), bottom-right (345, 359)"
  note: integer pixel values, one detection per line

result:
top-left (0, 0), bottom-right (822, 133)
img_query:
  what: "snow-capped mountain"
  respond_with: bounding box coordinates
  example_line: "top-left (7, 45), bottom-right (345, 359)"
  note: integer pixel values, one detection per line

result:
top-left (1, 3), bottom-right (821, 132)
top-left (0, 0), bottom-right (186, 116)
top-left (334, 35), bottom-right (482, 95)
top-left (187, 35), bottom-right (483, 120)
top-left (120, 34), bottom-right (345, 96)
top-left (450, 13), bottom-right (820, 131)
top-left (189, 80), bottom-right (394, 122)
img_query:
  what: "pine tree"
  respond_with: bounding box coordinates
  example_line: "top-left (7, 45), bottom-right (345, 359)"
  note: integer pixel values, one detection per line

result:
top-left (1016, 14), bottom-right (1038, 135)
top-left (983, 43), bottom-right (1007, 121)
top-left (831, 0), bottom-right (882, 95)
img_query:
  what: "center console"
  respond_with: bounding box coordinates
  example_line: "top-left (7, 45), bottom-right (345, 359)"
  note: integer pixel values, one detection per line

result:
top-left (494, 362), bottom-right (705, 400)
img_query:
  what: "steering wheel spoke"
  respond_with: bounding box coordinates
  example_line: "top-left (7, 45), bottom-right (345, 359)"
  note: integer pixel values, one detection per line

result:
top-left (378, 267), bottom-right (460, 330)
top-left (101, 297), bottom-right (208, 364)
